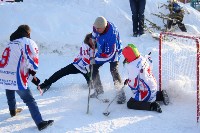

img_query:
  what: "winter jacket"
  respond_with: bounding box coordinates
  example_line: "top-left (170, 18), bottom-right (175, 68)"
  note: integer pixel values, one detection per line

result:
top-left (92, 21), bottom-right (122, 64)
top-left (168, 2), bottom-right (184, 22)
top-left (73, 42), bottom-right (94, 74)
top-left (125, 55), bottom-right (157, 102)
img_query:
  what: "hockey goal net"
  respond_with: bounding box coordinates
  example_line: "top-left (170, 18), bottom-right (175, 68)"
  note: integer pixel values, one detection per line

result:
top-left (159, 32), bottom-right (200, 123)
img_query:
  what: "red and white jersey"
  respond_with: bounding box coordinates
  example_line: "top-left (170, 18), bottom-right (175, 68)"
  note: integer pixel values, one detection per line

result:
top-left (73, 42), bottom-right (94, 74)
top-left (0, 37), bottom-right (39, 90)
top-left (126, 55), bottom-right (157, 102)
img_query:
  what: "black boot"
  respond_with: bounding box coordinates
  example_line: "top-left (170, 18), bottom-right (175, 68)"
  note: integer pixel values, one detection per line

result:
top-left (178, 22), bottom-right (187, 32)
top-left (150, 101), bottom-right (162, 113)
top-left (37, 120), bottom-right (54, 131)
top-left (167, 20), bottom-right (173, 32)
top-left (117, 92), bottom-right (126, 104)
top-left (162, 90), bottom-right (170, 105)
top-left (132, 32), bottom-right (138, 37)
top-left (39, 79), bottom-right (51, 94)
top-left (10, 110), bottom-right (16, 117)
top-left (156, 90), bottom-right (170, 105)
top-left (10, 108), bottom-right (23, 117)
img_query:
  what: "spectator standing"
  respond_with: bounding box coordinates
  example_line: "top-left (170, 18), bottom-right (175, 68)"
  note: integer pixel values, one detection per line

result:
top-left (129, 0), bottom-right (146, 37)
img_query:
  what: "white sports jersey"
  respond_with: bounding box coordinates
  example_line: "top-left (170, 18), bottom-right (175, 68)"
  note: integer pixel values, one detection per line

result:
top-left (0, 37), bottom-right (39, 90)
top-left (126, 55), bottom-right (157, 102)
top-left (73, 42), bottom-right (94, 73)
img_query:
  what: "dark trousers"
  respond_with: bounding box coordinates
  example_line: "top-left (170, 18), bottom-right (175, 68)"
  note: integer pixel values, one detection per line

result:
top-left (92, 61), bottom-right (122, 90)
top-left (6, 89), bottom-right (43, 125)
top-left (167, 20), bottom-right (187, 32)
top-left (127, 97), bottom-right (151, 111)
top-left (129, 0), bottom-right (146, 34)
top-left (45, 63), bottom-right (90, 86)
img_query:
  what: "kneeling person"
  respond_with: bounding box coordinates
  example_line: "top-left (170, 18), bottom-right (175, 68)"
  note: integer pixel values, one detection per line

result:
top-left (122, 44), bottom-right (162, 113)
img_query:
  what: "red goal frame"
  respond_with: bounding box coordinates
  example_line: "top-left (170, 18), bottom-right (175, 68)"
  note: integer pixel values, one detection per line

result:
top-left (159, 32), bottom-right (200, 123)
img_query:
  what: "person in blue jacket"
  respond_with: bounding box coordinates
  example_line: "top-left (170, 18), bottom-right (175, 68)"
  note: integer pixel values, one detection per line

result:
top-left (90, 16), bottom-right (126, 104)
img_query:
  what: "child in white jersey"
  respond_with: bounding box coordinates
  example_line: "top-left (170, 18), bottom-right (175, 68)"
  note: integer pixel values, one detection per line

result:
top-left (122, 44), bottom-right (162, 113)
top-left (0, 25), bottom-right (53, 131)
top-left (38, 33), bottom-right (95, 94)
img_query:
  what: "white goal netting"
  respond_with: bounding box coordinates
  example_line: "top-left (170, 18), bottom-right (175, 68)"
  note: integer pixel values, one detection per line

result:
top-left (159, 32), bottom-right (200, 123)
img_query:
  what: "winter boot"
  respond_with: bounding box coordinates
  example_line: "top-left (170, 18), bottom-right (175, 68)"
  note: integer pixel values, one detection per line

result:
top-left (178, 23), bottom-right (187, 32)
top-left (37, 120), bottom-right (54, 131)
top-left (156, 90), bottom-right (163, 101)
top-left (132, 32), bottom-right (138, 37)
top-left (117, 92), bottom-right (126, 104)
top-left (39, 79), bottom-right (51, 94)
top-left (115, 84), bottom-right (126, 104)
top-left (162, 90), bottom-right (170, 105)
top-left (90, 88), bottom-right (104, 98)
top-left (10, 108), bottom-right (23, 117)
top-left (138, 31), bottom-right (145, 36)
top-left (150, 101), bottom-right (162, 113)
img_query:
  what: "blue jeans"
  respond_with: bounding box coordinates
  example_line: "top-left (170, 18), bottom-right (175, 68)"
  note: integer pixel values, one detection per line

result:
top-left (129, 0), bottom-right (146, 34)
top-left (6, 88), bottom-right (43, 125)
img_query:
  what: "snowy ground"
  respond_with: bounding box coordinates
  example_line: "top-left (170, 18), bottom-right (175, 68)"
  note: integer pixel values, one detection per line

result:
top-left (0, 0), bottom-right (200, 133)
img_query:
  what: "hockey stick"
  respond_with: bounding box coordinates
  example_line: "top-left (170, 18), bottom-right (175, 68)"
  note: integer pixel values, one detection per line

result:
top-left (103, 85), bottom-right (126, 116)
top-left (86, 62), bottom-right (93, 114)
top-left (86, 43), bottom-right (96, 114)
top-left (102, 95), bottom-right (117, 116)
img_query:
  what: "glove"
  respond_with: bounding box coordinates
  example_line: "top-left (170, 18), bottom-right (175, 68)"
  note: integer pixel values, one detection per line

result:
top-left (29, 69), bottom-right (36, 76)
top-left (31, 77), bottom-right (40, 86)
top-left (124, 79), bottom-right (129, 85)
top-left (123, 59), bottom-right (127, 65)
top-left (90, 57), bottom-right (95, 65)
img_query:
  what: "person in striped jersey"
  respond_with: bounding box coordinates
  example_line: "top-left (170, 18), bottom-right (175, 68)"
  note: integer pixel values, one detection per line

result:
top-left (0, 25), bottom-right (53, 131)
top-left (122, 44), bottom-right (162, 113)
top-left (38, 33), bottom-right (95, 94)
